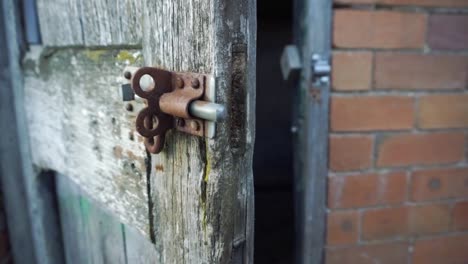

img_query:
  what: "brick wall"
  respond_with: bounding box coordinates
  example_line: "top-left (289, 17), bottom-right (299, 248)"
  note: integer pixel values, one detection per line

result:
top-left (328, 1), bottom-right (468, 263)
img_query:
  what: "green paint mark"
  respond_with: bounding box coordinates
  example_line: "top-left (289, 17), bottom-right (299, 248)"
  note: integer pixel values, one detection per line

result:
top-left (116, 50), bottom-right (142, 64)
top-left (79, 196), bottom-right (91, 222)
top-left (121, 224), bottom-right (129, 263)
top-left (84, 50), bottom-right (107, 62)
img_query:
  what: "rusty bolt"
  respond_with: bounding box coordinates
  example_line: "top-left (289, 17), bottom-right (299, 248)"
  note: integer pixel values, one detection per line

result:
top-left (125, 103), bottom-right (134, 112)
top-left (190, 120), bottom-right (200, 131)
top-left (177, 118), bottom-right (185, 127)
top-left (124, 71), bottom-right (132, 80)
top-left (176, 77), bottom-right (185, 89)
top-left (191, 79), bottom-right (200, 89)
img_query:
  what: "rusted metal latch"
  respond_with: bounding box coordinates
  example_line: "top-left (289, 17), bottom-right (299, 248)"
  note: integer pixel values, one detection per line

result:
top-left (121, 67), bottom-right (225, 154)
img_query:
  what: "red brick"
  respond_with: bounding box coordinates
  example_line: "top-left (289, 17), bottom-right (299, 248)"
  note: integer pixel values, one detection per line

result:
top-left (327, 211), bottom-right (359, 245)
top-left (334, 10), bottom-right (426, 49)
top-left (377, 133), bottom-right (465, 167)
top-left (409, 204), bottom-right (451, 235)
top-left (332, 52), bottom-right (372, 91)
top-left (335, 0), bottom-right (468, 7)
top-left (411, 167), bottom-right (468, 201)
top-left (382, 0), bottom-right (468, 5)
top-left (452, 201), bottom-right (468, 231)
top-left (381, 172), bottom-right (408, 205)
top-left (362, 204), bottom-right (451, 240)
top-left (328, 172), bottom-right (407, 209)
top-left (375, 53), bottom-right (468, 90)
top-left (329, 136), bottom-right (374, 172)
top-left (362, 207), bottom-right (409, 240)
top-left (413, 234), bottom-right (468, 264)
top-left (418, 94), bottom-right (468, 129)
top-left (329, 174), bottom-right (378, 208)
top-left (334, 0), bottom-right (376, 4)
top-left (428, 15), bottom-right (468, 50)
top-left (331, 96), bottom-right (414, 132)
top-left (326, 243), bottom-right (409, 264)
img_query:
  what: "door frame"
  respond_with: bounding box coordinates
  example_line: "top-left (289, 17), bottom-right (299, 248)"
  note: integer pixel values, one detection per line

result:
top-left (0, 0), bottom-right (64, 263)
top-left (292, 0), bottom-right (332, 263)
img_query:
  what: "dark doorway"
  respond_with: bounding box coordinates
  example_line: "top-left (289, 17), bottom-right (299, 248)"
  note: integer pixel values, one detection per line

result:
top-left (254, 1), bottom-right (294, 263)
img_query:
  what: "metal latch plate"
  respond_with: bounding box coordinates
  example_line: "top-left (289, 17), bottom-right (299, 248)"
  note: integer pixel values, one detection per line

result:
top-left (121, 66), bottom-right (219, 153)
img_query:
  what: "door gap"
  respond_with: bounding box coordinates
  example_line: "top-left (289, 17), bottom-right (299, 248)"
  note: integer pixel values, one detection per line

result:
top-left (254, 1), bottom-right (294, 263)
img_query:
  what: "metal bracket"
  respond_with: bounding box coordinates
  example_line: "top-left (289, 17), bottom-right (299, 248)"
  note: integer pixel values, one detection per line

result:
top-left (121, 67), bottom-right (225, 154)
top-left (280, 47), bottom-right (331, 89)
top-left (311, 54), bottom-right (331, 87)
top-left (280, 45), bottom-right (302, 81)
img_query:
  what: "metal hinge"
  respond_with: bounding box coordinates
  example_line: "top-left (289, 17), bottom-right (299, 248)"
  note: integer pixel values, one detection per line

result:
top-left (280, 45), bottom-right (331, 87)
top-left (120, 67), bottom-right (225, 154)
top-left (311, 54), bottom-right (331, 87)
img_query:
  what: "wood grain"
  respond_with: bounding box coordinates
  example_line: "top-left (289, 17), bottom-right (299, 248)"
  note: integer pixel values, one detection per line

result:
top-left (36, 0), bottom-right (142, 46)
top-left (29, 0), bottom-right (256, 262)
top-left (143, 0), bottom-right (256, 262)
top-left (57, 175), bottom-right (159, 264)
top-left (0, 1), bottom-right (64, 263)
top-left (24, 47), bottom-right (151, 236)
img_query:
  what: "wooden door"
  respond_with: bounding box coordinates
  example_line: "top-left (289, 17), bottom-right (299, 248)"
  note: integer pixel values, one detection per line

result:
top-left (2, 0), bottom-right (256, 263)
top-left (290, 0), bottom-right (332, 263)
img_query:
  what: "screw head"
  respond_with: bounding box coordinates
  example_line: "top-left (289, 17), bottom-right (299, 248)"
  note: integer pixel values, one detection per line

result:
top-left (125, 103), bottom-right (133, 111)
top-left (176, 77), bottom-right (185, 89)
top-left (124, 71), bottom-right (132, 80)
top-left (177, 118), bottom-right (185, 127)
top-left (190, 120), bottom-right (200, 131)
top-left (191, 79), bottom-right (200, 89)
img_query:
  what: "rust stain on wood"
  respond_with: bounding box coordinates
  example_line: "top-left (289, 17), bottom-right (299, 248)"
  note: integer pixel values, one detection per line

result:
top-left (155, 165), bottom-right (164, 172)
top-left (113, 146), bottom-right (124, 159)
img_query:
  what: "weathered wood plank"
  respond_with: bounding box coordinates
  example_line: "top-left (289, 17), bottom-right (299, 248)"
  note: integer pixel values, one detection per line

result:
top-left (0, 1), bottom-right (64, 263)
top-left (56, 175), bottom-right (91, 264)
top-left (293, 0), bottom-right (332, 262)
top-left (143, 0), bottom-right (256, 262)
top-left (0, 1), bottom-right (36, 262)
top-left (57, 175), bottom-right (155, 264)
top-left (36, 0), bottom-right (142, 46)
top-left (80, 199), bottom-right (127, 264)
top-left (30, 0), bottom-right (256, 262)
top-left (36, 0), bottom-right (83, 46)
top-left (124, 225), bottom-right (160, 263)
top-left (47, 168), bottom-right (131, 263)
top-left (24, 47), bottom-right (151, 236)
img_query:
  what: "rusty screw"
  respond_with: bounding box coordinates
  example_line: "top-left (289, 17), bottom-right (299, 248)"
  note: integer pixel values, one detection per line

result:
top-left (191, 79), bottom-right (200, 89)
top-left (190, 120), bottom-right (200, 131)
top-left (125, 103), bottom-right (134, 112)
top-left (124, 71), bottom-right (132, 80)
top-left (176, 77), bottom-right (185, 89)
top-left (177, 118), bottom-right (185, 127)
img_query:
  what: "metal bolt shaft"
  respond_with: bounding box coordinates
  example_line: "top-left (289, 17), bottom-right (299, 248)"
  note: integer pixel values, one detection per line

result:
top-left (188, 100), bottom-right (226, 122)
